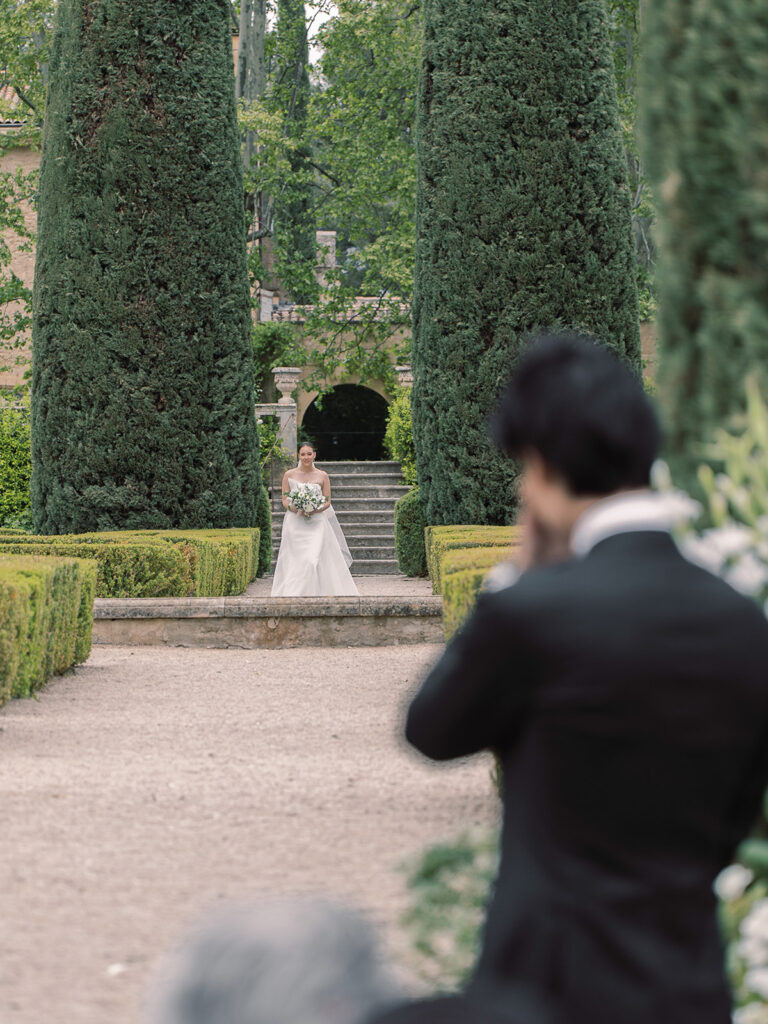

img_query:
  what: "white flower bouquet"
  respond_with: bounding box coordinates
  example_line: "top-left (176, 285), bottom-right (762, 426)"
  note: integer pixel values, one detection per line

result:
top-left (286, 483), bottom-right (326, 514)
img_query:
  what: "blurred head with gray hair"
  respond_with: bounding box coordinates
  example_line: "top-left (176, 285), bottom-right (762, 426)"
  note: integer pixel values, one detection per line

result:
top-left (145, 897), bottom-right (402, 1024)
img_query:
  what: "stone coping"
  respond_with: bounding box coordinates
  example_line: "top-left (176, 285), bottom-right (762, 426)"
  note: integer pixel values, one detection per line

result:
top-left (94, 595), bottom-right (442, 620)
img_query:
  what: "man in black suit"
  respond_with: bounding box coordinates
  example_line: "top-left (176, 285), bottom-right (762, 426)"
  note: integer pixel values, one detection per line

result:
top-left (401, 334), bottom-right (768, 1024)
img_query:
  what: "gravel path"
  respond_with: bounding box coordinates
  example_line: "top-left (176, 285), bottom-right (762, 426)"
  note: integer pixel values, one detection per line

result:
top-left (0, 644), bottom-right (498, 1024)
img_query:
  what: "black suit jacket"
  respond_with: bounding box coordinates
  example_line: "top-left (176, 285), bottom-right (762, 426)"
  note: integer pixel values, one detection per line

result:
top-left (406, 532), bottom-right (768, 1024)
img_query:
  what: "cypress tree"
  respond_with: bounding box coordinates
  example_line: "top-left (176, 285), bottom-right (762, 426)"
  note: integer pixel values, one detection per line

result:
top-left (411, 0), bottom-right (640, 526)
top-left (31, 0), bottom-right (261, 533)
top-left (272, 0), bottom-right (316, 303)
top-left (641, 1), bottom-right (768, 484)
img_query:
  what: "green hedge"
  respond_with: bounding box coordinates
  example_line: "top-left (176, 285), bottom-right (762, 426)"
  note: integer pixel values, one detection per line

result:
top-left (255, 486), bottom-right (273, 577)
top-left (440, 547), bottom-right (519, 640)
top-left (0, 406), bottom-right (32, 528)
top-left (424, 526), bottom-right (521, 639)
top-left (384, 390), bottom-right (417, 487)
top-left (0, 555), bottom-right (97, 706)
top-left (0, 529), bottom-right (259, 598)
top-left (395, 487), bottom-right (427, 577)
top-left (425, 525), bottom-right (520, 594)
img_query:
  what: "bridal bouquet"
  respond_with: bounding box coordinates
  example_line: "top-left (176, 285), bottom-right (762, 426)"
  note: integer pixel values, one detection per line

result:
top-left (286, 484), bottom-right (326, 514)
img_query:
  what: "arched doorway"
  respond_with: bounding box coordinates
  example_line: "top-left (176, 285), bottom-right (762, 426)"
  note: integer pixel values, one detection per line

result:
top-left (301, 384), bottom-right (389, 461)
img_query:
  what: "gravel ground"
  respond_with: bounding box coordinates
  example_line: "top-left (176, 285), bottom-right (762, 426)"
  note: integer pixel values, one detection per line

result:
top-left (0, 644), bottom-right (498, 1024)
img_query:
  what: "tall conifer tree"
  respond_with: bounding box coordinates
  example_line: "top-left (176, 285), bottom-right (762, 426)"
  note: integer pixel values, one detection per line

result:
top-left (411, 0), bottom-right (640, 526)
top-left (642, 1), bottom-right (768, 484)
top-left (31, 0), bottom-right (260, 533)
top-left (272, 0), bottom-right (315, 302)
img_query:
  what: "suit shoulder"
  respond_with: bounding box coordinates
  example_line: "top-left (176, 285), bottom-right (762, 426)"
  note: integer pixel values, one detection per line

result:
top-left (481, 560), bottom-right (578, 613)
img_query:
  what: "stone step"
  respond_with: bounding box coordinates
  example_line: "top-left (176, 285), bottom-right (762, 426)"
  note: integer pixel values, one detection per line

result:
top-left (327, 471), bottom-right (405, 486)
top-left (315, 461), bottom-right (402, 476)
top-left (348, 544), bottom-right (397, 561)
top-left (92, 593), bottom-right (442, 648)
top-left (274, 527), bottom-right (394, 542)
top-left (325, 497), bottom-right (399, 512)
top-left (340, 527), bottom-right (395, 540)
top-left (272, 539), bottom-right (396, 555)
top-left (350, 559), bottom-right (401, 575)
top-left (331, 487), bottom-right (411, 503)
top-left (274, 544), bottom-right (397, 561)
top-left (329, 484), bottom-right (410, 500)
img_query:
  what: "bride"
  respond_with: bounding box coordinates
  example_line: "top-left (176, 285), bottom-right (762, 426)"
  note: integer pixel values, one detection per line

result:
top-left (271, 442), bottom-right (359, 597)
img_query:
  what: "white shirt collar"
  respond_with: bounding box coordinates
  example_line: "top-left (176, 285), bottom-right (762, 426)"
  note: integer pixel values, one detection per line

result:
top-left (570, 490), bottom-right (687, 557)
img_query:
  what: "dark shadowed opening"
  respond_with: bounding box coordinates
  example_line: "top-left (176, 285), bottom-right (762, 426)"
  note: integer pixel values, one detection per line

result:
top-left (302, 384), bottom-right (389, 461)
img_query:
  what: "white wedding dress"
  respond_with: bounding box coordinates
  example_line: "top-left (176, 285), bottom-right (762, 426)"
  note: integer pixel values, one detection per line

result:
top-left (271, 479), bottom-right (359, 597)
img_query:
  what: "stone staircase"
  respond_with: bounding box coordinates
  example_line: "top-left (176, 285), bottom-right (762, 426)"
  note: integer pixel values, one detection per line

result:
top-left (271, 461), bottom-right (408, 574)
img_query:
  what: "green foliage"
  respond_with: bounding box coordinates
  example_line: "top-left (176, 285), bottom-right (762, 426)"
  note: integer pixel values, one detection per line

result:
top-left (31, 0), bottom-right (260, 533)
top-left (394, 487), bottom-right (427, 577)
top-left (239, 0), bottom-right (418, 387)
top-left (0, 404), bottom-right (32, 526)
top-left (424, 525), bottom-right (519, 595)
top-left (270, 0), bottom-right (316, 303)
top-left (251, 321), bottom-right (306, 399)
top-left (0, 554), bottom-right (96, 706)
top-left (0, 528), bottom-right (260, 597)
top-left (421, 524), bottom-right (520, 635)
top-left (440, 546), bottom-right (518, 639)
top-left (411, 0), bottom-right (640, 526)
top-left (384, 389), bottom-right (417, 486)
top-left (698, 376), bottom-right (768, 535)
top-left (255, 485), bottom-right (272, 576)
top-left (0, 164), bottom-right (37, 393)
top-left (0, 0), bottom-right (54, 146)
top-left (641, 1), bottom-right (768, 487)
top-left (402, 829), bottom-right (499, 990)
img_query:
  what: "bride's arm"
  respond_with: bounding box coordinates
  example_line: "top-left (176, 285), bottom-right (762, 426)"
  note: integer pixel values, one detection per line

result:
top-left (281, 472), bottom-right (300, 515)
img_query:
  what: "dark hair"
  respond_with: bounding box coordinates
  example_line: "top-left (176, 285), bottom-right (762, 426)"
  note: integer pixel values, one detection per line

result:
top-left (298, 442), bottom-right (315, 453)
top-left (491, 332), bottom-right (660, 496)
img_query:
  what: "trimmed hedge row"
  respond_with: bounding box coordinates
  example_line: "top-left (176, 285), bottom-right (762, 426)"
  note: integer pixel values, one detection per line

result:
top-left (425, 525), bottom-right (520, 595)
top-left (0, 555), bottom-right (97, 706)
top-left (425, 525), bottom-right (521, 639)
top-left (394, 488), bottom-right (428, 577)
top-left (0, 529), bottom-right (260, 598)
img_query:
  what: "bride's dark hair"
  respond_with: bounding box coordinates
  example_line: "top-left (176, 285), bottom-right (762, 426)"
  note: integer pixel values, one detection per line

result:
top-left (298, 442), bottom-right (316, 453)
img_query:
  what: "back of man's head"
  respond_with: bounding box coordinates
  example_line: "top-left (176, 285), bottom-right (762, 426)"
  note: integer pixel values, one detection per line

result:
top-left (492, 332), bottom-right (660, 496)
top-left (146, 898), bottom-right (400, 1024)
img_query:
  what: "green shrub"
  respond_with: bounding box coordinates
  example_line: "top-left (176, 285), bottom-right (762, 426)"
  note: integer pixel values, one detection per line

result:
top-left (0, 555), bottom-right (97, 705)
top-left (384, 390), bottom-right (417, 486)
top-left (0, 528), bottom-right (259, 597)
top-left (0, 405), bottom-right (31, 527)
top-left (440, 547), bottom-right (517, 640)
top-left (425, 525), bottom-right (519, 594)
top-left (641, 0), bottom-right (768, 488)
top-left (394, 487), bottom-right (427, 577)
top-left (255, 486), bottom-right (273, 577)
top-left (0, 537), bottom-right (190, 598)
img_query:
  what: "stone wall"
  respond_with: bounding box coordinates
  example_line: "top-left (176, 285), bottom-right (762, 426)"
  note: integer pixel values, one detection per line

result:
top-left (0, 146), bottom-right (39, 391)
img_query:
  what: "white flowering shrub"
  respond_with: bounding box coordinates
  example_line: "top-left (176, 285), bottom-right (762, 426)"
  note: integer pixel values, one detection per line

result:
top-left (657, 375), bottom-right (768, 1019)
top-left (669, 376), bottom-right (768, 608)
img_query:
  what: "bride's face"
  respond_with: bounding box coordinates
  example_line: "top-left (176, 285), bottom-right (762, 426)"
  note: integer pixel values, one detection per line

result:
top-left (299, 446), bottom-right (315, 469)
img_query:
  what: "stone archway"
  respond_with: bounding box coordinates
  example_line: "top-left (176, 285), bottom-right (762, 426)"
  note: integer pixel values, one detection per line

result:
top-left (301, 384), bottom-right (389, 461)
